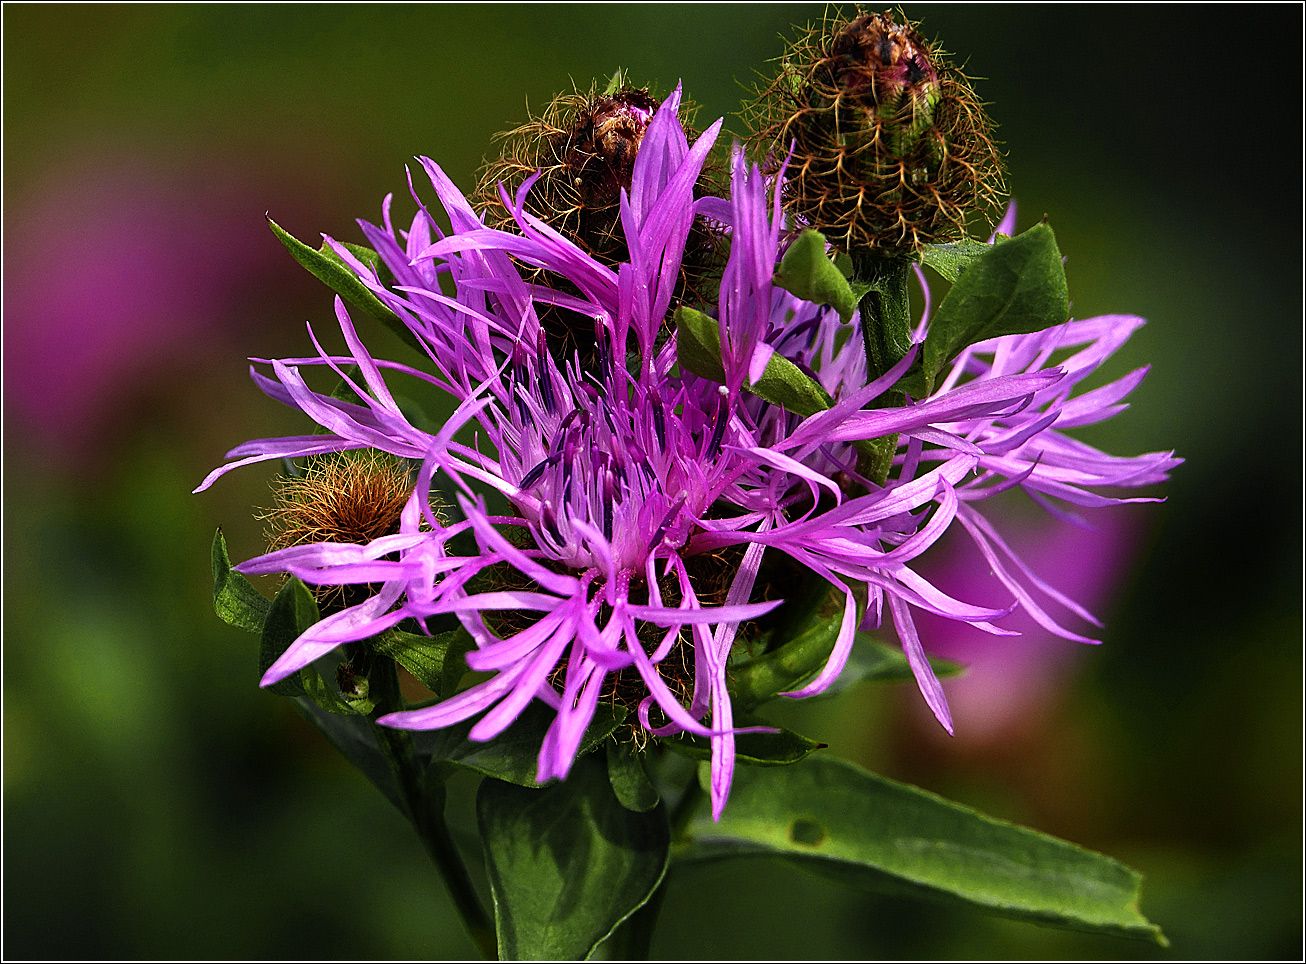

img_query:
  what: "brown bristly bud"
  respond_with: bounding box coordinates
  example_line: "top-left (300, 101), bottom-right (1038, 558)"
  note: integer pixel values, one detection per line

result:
top-left (259, 450), bottom-right (439, 608)
top-left (475, 76), bottom-right (727, 363)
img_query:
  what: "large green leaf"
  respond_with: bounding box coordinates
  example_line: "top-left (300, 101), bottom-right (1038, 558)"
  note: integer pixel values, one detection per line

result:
top-left (267, 218), bottom-right (423, 355)
top-left (921, 223), bottom-right (1069, 387)
top-left (677, 757), bottom-right (1166, 944)
top-left (606, 739), bottom-right (660, 811)
top-left (477, 752), bottom-right (670, 960)
top-left (210, 528), bottom-right (270, 634)
top-left (773, 228), bottom-right (858, 322)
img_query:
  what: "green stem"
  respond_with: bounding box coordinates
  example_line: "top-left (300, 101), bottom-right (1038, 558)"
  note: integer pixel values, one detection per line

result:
top-left (853, 254), bottom-right (914, 384)
top-left (852, 253), bottom-right (915, 486)
top-left (369, 659), bottom-right (498, 960)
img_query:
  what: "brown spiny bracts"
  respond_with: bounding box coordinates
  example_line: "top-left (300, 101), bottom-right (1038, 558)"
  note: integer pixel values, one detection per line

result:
top-left (475, 78), bottom-right (726, 362)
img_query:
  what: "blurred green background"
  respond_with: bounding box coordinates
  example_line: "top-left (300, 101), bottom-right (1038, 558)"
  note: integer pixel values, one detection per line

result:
top-left (4, 4), bottom-right (1300, 959)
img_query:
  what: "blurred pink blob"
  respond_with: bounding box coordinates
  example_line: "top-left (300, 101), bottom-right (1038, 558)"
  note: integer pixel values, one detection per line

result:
top-left (3, 152), bottom-right (289, 463)
top-left (911, 504), bottom-right (1146, 742)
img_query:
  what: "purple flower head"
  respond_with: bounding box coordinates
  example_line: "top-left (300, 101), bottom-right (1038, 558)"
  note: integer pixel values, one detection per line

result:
top-left (199, 89), bottom-right (1177, 818)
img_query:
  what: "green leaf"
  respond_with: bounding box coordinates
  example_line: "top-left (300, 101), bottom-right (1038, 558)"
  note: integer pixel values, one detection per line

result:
top-left (372, 627), bottom-right (475, 700)
top-left (678, 757), bottom-right (1166, 944)
top-left (666, 718), bottom-right (827, 767)
top-left (211, 528), bottom-right (270, 634)
top-left (258, 576), bottom-right (318, 697)
top-left (921, 223), bottom-right (1070, 387)
top-left (606, 740), bottom-right (660, 811)
top-left (674, 305), bottom-right (728, 383)
top-left (676, 307), bottom-right (884, 473)
top-left (728, 583), bottom-right (848, 711)
top-left (477, 752), bottom-right (670, 960)
top-left (919, 237), bottom-right (992, 283)
top-left (414, 702), bottom-right (626, 787)
top-left (675, 305), bottom-right (833, 417)
top-left (773, 229), bottom-right (858, 322)
top-left (292, 696), bottom-right (404, 811)
top-left (267, 218), bottom-right (423, 356)
top-left (820, 632), bottom-right (964, 695)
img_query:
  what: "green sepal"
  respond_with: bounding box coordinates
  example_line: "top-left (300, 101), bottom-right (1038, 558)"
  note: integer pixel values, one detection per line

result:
top-left (665, 718), bottom-right (826, 767)
top-left (677, 757), bottom-right (1166, 945)
top-left (211, 528), bottom-right (270, 634)
top-left (258, 576), bottom-right (318, 698)
top-left (371, 627), bottom-right (476, 700)
top-left (477, 751), bottom-right (670, 960)
top-left (267, 217), bottom-right (423, 356)
top-left (773, 229), bottom-right (858, 323)
top-left (606, 739), bottom-right (660, 811)
top-left (413, 702), bottom-right (627, 788)
top-left (920, 223), bottom-right (1070, 390)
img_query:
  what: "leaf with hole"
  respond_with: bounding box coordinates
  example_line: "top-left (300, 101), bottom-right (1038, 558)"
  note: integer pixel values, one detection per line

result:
top-left (677, 756), bottom-right (1165, 944)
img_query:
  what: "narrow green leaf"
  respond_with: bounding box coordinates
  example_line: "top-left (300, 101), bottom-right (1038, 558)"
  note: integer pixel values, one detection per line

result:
top-left (922, 223), bottom-right (1070, 386)
top-left (728, 584), bottom-right (847, 711)
top-left (606, 740), bottom-right (660, 811)
top-left (372, 628), bottom-right (475, 699)
top-left (678, 757), bottom-right (1166, 944)
top-left (919, 236), bottom-right (992, 283)
top-left (478, 752), bottom-right (670, 960)
top-left (211, 528), bottom-right (270, 634)
top-left (666, 718), bottom-right (827, 767)
top-left (820, 632), bottom-right (964, 694)
top-left (414, 702), bottom-right (626, 787)
top-left (267, 217), bottom-right (423, 355)
top-left (258, 577), bottom-right (319, 697)
top-left (773, 229), bottom-right (858, 322)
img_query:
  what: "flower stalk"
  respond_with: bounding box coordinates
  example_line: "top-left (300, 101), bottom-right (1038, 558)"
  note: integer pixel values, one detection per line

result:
top-left (367, 658), bottom-right (497, 960)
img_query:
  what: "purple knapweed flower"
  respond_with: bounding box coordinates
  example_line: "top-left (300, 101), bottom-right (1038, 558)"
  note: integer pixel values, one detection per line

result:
top-left (198, 88), bottom-right (1176, 817)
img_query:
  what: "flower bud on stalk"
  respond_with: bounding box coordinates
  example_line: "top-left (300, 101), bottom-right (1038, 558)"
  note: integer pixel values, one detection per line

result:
top-left (747, 8), bottom-right (1005, 257)
top-left (476, 76), bottom-right (725, 363)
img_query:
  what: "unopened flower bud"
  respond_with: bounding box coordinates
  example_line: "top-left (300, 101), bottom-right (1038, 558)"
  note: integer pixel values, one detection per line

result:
top-left (746, 8), bottom-right (1005, 255)
top-left (477, 75), bottom-right (725, 361)
top-left (478, 81), bottom-right (658, 267)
